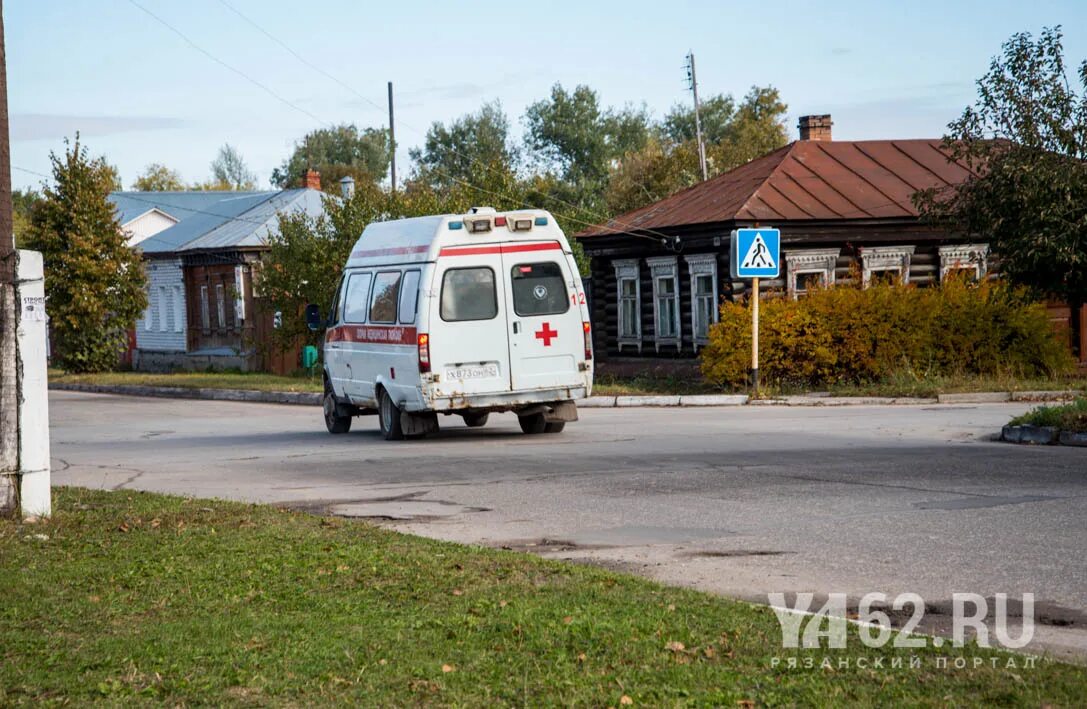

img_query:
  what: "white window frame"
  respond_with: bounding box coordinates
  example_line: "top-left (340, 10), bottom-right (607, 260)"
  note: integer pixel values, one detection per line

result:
top-left (860, 245), bottom-right (915, 287)
top-left (158, 286), bottom-right (169, 332)
top-left (199, 285), bottom-right (210, 331)
top-left (647, 256), bottom-right (680, 352)
top-left (938, 243), bottom-right (989, 281)
top-left (172, 285), bottom-right (185, 334)
top-left (784, 249), bottom-right (839, 300)
top-left (613, 259), bottom-right (642, 353)
top-left (215, 283), bottom-right (226, 329)
top-left (683, 254), bottom-right (718, 350)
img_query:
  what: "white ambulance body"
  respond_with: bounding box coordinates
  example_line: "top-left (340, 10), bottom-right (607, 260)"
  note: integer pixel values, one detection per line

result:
top-left (316, 208), bottom-right (593, 439)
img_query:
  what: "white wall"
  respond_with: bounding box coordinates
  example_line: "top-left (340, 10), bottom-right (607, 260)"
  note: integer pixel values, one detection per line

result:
top-left (137, 257), bottom-right (187, 352)
top-left (124, 209), bottom-right (178, 246)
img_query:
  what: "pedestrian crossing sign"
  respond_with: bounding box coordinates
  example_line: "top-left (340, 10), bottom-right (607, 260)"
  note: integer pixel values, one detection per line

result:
top-left (731, 228), bottom-right (780, 279)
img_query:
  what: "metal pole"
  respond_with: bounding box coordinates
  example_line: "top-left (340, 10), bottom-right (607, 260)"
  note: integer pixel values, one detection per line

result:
top-left (0, 0), bottom-right (20, 515)
top-left (387, 81), bottom-right (396, 193)
top-left (751, 276), bottom-right (759, 398)
top-left (688, 51), bottom-right (708, 181)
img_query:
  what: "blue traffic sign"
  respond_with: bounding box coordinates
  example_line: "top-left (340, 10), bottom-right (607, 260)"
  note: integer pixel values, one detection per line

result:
top-left (731, 228), bottom-right (780, 279)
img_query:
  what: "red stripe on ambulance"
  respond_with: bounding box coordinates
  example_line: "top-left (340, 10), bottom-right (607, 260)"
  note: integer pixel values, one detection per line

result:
top-left (326, 324), bottom-right (418, 345)
top-left (438, 242), bottom-right (562, 257)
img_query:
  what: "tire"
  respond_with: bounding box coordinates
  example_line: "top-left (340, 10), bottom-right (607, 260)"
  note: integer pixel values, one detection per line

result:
top-left (323, 381), bottom-right (351, 434)
top-left (543, 421), bottom-right (566, 434)
top-left (462, 412), bottom-right (489, 428)
top-left (378, 388), bottom-right (404, 441)
top-left (518, 413), bottom-right (548, 434)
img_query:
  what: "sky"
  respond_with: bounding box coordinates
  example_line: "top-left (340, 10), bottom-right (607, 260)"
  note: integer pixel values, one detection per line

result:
top-left (7, 0), bottom-right (1087, 192)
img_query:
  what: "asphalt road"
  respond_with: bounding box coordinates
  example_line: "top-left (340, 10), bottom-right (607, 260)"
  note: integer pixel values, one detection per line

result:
top-left (49, 391), bottom-right (1087, 656)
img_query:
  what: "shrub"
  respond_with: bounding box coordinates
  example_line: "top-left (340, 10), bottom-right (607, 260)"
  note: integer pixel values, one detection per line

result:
top-left (700, 278), bottom-right (1074, 389)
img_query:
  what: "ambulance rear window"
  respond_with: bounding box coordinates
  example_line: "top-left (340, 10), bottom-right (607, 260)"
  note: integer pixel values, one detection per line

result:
top-left (511, 262), bottom-right (569, 316)
top-left (440, 267), bottom-right (497, 322)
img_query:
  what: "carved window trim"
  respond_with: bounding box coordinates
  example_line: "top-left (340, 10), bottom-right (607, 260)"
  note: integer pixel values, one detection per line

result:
top-left (938, 243), bottom-right (989, 281)
top-left (861, 245), bottom-right (915, 287)
top-left (613, 259), bottom-right (642, 353)
top-left (684, 253), bottom-right (718, 350)
top-left (784, 248), bottom-right (839, 300)
top-left (647, 256), bottom-right (681, 352)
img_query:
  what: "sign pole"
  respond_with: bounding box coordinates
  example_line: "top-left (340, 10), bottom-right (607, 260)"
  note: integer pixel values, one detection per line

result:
top-left (751, 276), bottom-right (759, 397)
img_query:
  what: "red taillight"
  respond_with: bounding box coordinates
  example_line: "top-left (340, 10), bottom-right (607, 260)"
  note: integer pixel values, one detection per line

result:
top-left (494, 215), bottom-right (507, 227)
top-left (418, 333), bottom-right (431, 373)
top-left (582, 321), bottom-right (593, 361)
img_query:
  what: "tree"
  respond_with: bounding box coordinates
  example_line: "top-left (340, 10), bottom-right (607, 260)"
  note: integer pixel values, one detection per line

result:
top-left (271, 124), bottom-right (389, 190)
top-left (524, 84), bottom-right (651, 195)
top-left (12, 188), bottom-right (40, 247)
top-left (663, 93), bottom-right (737, 144)
top-left (132, 163), bottom-right (184, 191)
top-left (207, 143), bottom-right (257, 190)
top-left (409, 101), bottom-right (518, 189)
top-left (915, 26), bottom-right (1087, 308)
top-left (25, 137), bottom-right (147, 372)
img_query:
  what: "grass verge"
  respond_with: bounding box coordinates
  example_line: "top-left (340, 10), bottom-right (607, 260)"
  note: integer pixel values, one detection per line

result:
top-left (3, 488), bottom-right (1086, 706)
top-left (48, 368), bottom-right (323, 394)
top-left (1010, 398), bottom-right (1087, 432)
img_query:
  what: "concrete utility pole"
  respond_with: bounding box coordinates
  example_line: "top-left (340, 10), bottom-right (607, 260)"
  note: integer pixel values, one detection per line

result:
top-left (685, 51), bottom-right (708, 182)
top-left (0, 0), bottom-right (19, 515)
top-left (387, 81), bottom-right (396, 192)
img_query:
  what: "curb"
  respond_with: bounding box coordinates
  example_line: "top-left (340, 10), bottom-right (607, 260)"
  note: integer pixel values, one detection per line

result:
top-left (49, 383), bottom-right (1082, 410)
top-left (50, 382), bottom-right (322, 407)
top-left (1001, 424), bottom-right (1087, 447)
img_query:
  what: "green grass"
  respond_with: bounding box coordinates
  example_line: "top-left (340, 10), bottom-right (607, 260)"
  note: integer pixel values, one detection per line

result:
top-left (49, 368), bottom-right (323, 394)
top-left (49, 367), bottom-right (1087, 400)
top-left (1010, 398), bottom-right (1087, 432)
top-left (3, 488), bottom-right (1086, 706)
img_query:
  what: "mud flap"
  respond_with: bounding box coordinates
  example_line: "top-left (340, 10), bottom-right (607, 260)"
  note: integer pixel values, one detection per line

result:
top-left (401, 411), bottom-right (440, 437)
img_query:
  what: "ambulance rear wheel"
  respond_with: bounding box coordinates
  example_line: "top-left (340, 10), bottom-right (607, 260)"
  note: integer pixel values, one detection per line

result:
top-left (463, 412), bottom-right (489, 428)
top-left (518, 413), bottom-right (548, 434)
top-left (544, 421), bottom-right (566, 433)
top-left (378, 389), bottom-right (404, 441)
top-left (323, 383), bottom-right (352, 434)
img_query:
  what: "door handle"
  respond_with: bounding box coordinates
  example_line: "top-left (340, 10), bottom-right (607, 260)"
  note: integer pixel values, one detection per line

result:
top-left (513, 322), bottom-right (520, 334)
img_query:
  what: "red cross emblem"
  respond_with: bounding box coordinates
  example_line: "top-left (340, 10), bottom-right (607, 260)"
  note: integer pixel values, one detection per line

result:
top-left (534, 322), bottom-right (558, 346)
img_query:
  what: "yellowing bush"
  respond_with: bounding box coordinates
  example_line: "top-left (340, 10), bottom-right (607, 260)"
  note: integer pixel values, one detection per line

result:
top-left (700, 278), bottom-right (1074, 389)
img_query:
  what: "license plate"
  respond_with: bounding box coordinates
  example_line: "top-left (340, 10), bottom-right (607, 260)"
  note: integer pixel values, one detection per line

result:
top-left (445, 363), bottom-right (499, 381)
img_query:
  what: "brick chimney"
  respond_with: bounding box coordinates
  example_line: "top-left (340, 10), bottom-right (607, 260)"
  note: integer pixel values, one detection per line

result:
top-left (304, 168), bottom-right (321, 190)
top-left (798, 114), bottom-right (833, 141)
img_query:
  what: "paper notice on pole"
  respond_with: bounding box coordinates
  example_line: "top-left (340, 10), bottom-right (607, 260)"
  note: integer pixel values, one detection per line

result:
top-left (21, 296), bottom-right (46, 322)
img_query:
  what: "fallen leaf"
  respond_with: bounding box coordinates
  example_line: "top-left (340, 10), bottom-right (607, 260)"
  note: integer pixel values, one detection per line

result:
top-left (563, 616), bottom-right (573, 625)
top-left (737, 701), bottom-right (755, 708)
top-left (577, 653), bottom-right (587, 663)
top-left (703, 646), bottom-right (716, 658)
top-left (88, 595), bottom-right (101, 603)
top-left (149, 518), bottom-right (161, 529)
top-left (117, 523), bottom-right (130, 533)
top-left (667, 604), bottom-right (676, 611)
top-left (499, 600), bottom-right (508, 608)
top-left (441, 664), bottom-right (455, 673)
top-left (620, 696), bottom-right (633, 705)
top-left (452, 589), bottom-right (463, 596)
top-left (336, 565), bottom-right (349, 572)
top-left (379, 659), bottom-right (388, 666)
top-left (665, 641), bottom-right (685, 652)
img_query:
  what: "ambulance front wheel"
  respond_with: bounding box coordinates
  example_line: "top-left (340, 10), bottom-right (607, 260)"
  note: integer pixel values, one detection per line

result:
top-left (323, 381), bottom-right (352, 434)
top-left (378, 388), bottom-right (405, 441)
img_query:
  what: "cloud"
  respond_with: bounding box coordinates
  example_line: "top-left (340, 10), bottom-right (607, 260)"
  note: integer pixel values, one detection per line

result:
top-left (11, 113), bottom-right (185, 141)
top-left (830, 47), bottom-right (852, 56)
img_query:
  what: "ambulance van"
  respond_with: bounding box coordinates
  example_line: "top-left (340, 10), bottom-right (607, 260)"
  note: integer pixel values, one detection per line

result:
top-left (306, 208), bottom-right (593, 440)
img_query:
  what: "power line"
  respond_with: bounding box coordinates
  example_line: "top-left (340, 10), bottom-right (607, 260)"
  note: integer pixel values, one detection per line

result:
top-left (207, 1), bottom-right (682, 247)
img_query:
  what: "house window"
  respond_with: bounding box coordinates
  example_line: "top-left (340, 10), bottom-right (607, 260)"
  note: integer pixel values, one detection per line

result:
top-left (172, 285), bottom-right (185, 333)
top-left (159, 286), bottom-right (170, 332)
top-left (647, 256), bottom-right (680, 351)
top-left (215, 283), bottom-right (226, 329)
top-left (938, 244), bottom-right (989, 282)
top-left (199, 285), bottom-right (210, 330)
top-left (683, 254), bottom-right (718, 348)
top-left (784, 249), bottom-right (839, 299)
top-left (613, 259), bottom-right (641, 352)
top-left (860, 246), bottom-right (915, 287)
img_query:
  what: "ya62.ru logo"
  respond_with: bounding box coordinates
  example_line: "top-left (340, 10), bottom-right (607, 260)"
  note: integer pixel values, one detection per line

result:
top-left (768, 592), bottom-right (1034, 649)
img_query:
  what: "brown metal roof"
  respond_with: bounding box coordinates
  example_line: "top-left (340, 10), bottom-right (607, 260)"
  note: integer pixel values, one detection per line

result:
top-left (578, 139), bottom-right (975, 237)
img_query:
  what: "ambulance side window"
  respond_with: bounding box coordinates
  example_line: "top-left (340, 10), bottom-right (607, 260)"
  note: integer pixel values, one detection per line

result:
top-left (342, 272), bottom-right (372, 324)
top-left (511, 262), bottom-right (569, 316)
top-left (440, 267), bottom-right (497, 322)
top-left (399, 270), bottom-right (420, 324)
top-left (326, 274), bottom-right (345, 327)
top-left (369, 271), bottom-right (401, 324)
